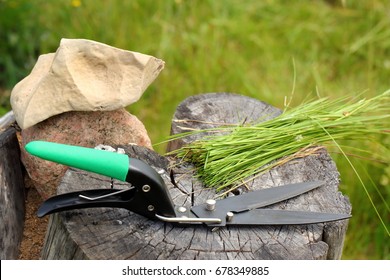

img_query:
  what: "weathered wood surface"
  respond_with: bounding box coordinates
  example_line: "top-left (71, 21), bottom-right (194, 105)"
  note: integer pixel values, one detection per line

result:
top-left (0, 111), bottom-right (15, 131)
top-left (0, 123), bottom-right (25, 259)
top-left (167, 93), bottom-right (281, 151)
top-left (41, 93), bottom-right (351, 260)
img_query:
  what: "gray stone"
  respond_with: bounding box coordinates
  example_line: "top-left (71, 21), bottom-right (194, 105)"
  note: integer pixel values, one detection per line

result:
top-left (10, 38), bottom-right (164, 129)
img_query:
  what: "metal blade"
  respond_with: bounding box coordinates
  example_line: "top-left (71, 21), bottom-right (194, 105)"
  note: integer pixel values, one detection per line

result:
top-left (156, 207), bottom-right (351, 227)
top-left (189, 180), bottom-right (351, 226)
top-left (220, 209), bottom-right (351, 226)
top-left (190, 208), bottom-right (350, 227)
top-left (192, 180), bottom-right (325, 217)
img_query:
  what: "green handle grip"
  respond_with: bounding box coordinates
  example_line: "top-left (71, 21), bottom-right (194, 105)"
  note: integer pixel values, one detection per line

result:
top-left (25, 141), bottom-right (129, 181)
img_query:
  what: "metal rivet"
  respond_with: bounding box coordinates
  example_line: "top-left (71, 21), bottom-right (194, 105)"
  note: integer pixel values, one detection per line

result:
top-left (142, 185), bottom-right (151, 192)
top-left (177, 206), bottom-right (187, 213)
top-left (206, 199), bottom-right (216, 211)
top-left (226, 212), bottom-right (234, 222)
top-left (147, 205), bottom-right (155, 212)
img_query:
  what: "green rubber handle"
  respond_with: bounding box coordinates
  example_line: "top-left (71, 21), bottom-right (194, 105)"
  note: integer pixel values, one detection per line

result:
top-left (25, 141), bottom-right (129, 181)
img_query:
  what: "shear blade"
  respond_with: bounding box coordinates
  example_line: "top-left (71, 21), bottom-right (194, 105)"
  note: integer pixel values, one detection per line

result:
top-left (191, 180), bottom-right (325, 223)
top-left (217, 180), bottom-right (325, 213)
top-left (217, 209), bottom-right (351, 227)
top-left (191, 180), bottom-right (351, 226)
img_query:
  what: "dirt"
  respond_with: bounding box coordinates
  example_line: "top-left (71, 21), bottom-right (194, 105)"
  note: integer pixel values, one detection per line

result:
top-left (18, 187), bottom-right (48, 260)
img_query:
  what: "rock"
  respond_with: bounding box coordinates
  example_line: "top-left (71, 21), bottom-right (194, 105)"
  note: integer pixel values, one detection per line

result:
top-left (20, 109), bottom-right (153, 199)
top-left (10, 38), bottom-right (164, 129)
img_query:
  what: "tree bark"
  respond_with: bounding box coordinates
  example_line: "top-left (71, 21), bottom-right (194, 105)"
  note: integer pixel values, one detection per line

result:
top-left (41, 93), bottom-right (351, 259)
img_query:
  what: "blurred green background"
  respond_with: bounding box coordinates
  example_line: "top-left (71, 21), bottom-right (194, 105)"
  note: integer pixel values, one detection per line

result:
top-left (0, 0), bottom-right (389, 259)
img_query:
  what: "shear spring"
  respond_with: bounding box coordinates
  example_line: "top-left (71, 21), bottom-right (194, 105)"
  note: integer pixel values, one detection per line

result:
top-left (79, 187), bottom-right (133, 201)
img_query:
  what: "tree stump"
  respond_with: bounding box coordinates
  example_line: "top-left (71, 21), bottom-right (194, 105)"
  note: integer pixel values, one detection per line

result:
top-left (0, 114), bottom-right (26, 259)
top-left (40, 93), bottom-right (351, 260)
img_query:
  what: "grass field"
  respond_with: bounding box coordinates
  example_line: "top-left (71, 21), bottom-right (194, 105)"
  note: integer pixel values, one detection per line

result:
top-left (1, 0), bottom-right (389, 259)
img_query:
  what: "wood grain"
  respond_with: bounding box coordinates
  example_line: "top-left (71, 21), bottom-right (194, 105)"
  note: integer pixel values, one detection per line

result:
top-left (0, 127), bottom-right (25, 259)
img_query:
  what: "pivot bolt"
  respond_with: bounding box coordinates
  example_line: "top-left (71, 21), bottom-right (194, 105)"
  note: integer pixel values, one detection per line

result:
top-left (147, 205), bottom-right (155, 212)
top-left (206, 199), bottom-right (216, 211)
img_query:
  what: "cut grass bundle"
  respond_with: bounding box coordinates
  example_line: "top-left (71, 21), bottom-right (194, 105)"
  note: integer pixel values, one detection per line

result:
top-left (170, 91), bottom-right (390, 194)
